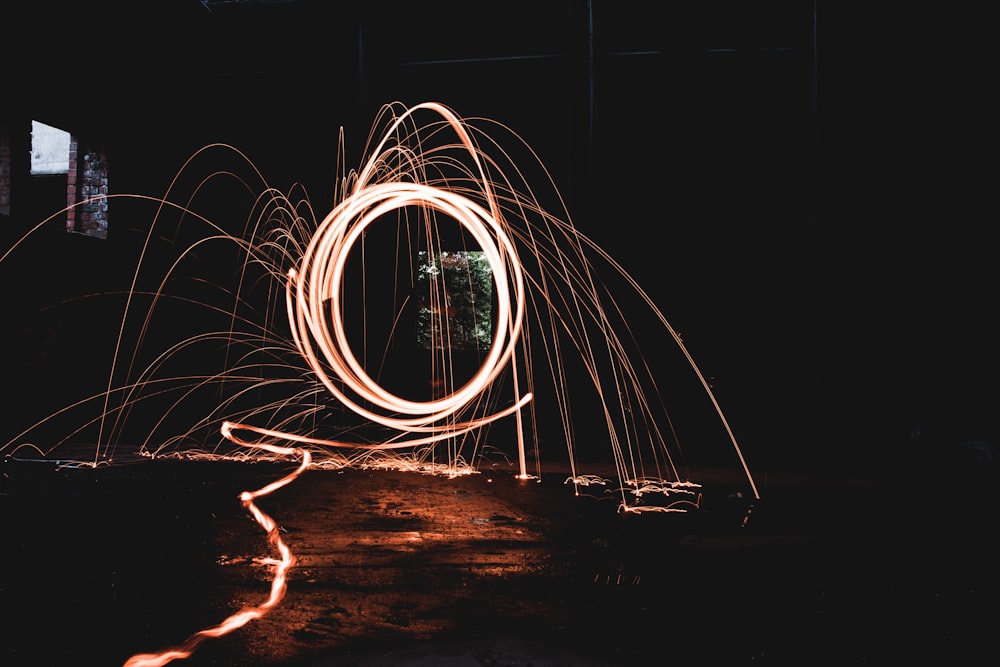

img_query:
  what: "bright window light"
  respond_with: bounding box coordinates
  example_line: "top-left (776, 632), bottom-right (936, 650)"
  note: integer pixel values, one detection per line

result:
top-left (30, 120), bottom-right (70, 175)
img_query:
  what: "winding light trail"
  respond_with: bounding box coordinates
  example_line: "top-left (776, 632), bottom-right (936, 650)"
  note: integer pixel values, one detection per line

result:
top-left (122, 430), bottom-right (310, 667)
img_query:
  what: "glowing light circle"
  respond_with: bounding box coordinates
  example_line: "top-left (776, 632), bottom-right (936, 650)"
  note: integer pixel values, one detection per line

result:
top-left (290, 179), bottom-right (526, 433)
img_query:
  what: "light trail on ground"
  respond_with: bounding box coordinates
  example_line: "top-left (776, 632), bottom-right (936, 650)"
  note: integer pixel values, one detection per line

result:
top-left (122, 436), bottom-right (309, 667)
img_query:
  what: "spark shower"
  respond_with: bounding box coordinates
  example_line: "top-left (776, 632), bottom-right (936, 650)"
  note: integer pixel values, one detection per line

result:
top-left (2, 102), bottom-right (759, 665)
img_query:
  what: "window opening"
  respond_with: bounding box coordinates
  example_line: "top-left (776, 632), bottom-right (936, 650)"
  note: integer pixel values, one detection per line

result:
top-left (416, 249), bottom-right (493, 351)
top-left (30, 119), bottom-right (109, 239)
top-left (30, 120), bottom-right (70, 175)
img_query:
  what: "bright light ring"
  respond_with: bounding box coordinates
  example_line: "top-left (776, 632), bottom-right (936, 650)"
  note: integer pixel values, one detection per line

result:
top-left (214, 101), bottom-right (533, 449)
top-left (289, 180), bottom-right (526, 433)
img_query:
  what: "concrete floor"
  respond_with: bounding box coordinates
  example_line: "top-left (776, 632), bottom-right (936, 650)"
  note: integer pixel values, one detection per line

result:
top-left (1, 450), bottom-right (997, 667)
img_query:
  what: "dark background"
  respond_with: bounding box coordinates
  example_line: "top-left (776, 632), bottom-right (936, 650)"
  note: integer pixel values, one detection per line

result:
top-left (1, 1), bottom-right (994, 474)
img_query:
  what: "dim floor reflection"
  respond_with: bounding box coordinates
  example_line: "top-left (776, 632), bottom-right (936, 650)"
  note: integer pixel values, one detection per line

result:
top-left (1, 451), bottom-right (997, 666)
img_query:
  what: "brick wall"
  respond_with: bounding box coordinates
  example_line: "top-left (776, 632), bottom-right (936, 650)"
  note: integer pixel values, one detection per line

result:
top-left (74, 141), bottom-right (109, 238)
top-left (65, 137), bottom-right (77, 231)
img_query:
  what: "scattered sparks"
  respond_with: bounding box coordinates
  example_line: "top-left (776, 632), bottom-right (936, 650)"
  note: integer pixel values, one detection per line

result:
top-left (2, 101), bottom-right (761, 665)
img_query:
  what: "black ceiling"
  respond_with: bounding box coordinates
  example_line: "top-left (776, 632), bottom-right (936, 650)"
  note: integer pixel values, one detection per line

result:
top-left (8, 1), bottom-right (814, 131)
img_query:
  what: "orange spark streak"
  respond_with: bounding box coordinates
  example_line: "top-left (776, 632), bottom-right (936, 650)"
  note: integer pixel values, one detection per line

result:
top-left (122, 431), bottom-right (311, 667)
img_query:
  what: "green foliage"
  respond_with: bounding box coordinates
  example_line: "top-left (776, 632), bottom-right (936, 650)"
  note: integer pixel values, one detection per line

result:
top-left (416, 250), bottom-right (492, 350)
